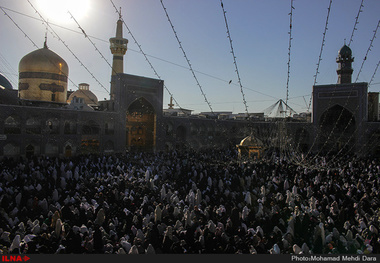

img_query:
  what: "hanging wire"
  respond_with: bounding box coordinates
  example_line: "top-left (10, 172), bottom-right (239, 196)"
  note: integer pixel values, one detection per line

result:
top-left (347, 0), bottom-right (364, 47)
top-left (4, 3), bottom-right (99, 106)
top-left (219, 0), bottom-right (249, 117)
top-left (0, 6), bottom-right (108, 43)
top-left (2, 4), bottom-right (282, 106)
top-left (0, 52), bottom-right (18, 87)
top-left (109, 0), bottom-right (188, 114)
top-left (285, 0), bottom-right (295, 115)
top-left (325, 85), bottom-right (370, 165)
top-left (68, 11), bottom-right (122, 104)
top-left (0, 6), bottom-right (39, 49)
top-left (307, 0), bottom-right (333, 112)
top-left (26, 0), bottom-right (111, 97)
top-left (68, 11), bottom-right (115, 74)
top-left (159, 0), bottom-right (215, 115)
top-left (355, 20), bottom-right (380, 83)
top-left (369, 60), bottom-right (380, 87)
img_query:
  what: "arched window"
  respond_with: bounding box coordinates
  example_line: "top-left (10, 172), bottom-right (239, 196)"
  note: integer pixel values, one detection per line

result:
top-left (25, 144), bottom-right (35, 159)
top-left (64, 121), bottom-right (76, 134)
top-left (4, 116), bottom-right (21, 134)
top-left (26, 118), bottom-right (41, 134)
top-left (81, 120), bottom-right (100, 135)
top-left (3, 143), bottom-right (20, 156)
top-left (46, 118), bottom-right (59, 134)
top-left (65, 144), bottom-right (72, 157)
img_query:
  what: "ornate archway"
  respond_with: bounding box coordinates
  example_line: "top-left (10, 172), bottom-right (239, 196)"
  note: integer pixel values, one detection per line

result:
top-left (126, 97), bottom-right (156, 152)
top-left (319, 105), bottom-right (356, 155)
top-left (65, 145), bottom-right (72, 157)
top-left (25, 144), bottom-right (35, 159)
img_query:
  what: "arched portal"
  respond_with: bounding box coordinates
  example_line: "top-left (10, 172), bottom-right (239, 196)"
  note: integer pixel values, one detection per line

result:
top-left (126, 97), bottom-right (156, 152)
top-left (319, 105), bottom-right (356, 155)
top-left (25, 144), bottom-right (35, 159)
top-left (65, 145), bottom-right (72, 157)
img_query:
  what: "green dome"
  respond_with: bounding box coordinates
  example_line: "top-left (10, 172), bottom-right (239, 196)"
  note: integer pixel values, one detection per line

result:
top-left (338, 45), bottom-right (352, 57)
top-left (0, 73), bottom-right (13, 90)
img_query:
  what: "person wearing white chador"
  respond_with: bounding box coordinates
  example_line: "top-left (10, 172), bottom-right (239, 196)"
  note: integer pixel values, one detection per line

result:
top-left (244, 192), bottom-right (251, 206)
top-left (145, 244), bottom-right (155, 254)
top-left (9, 235), bottom-right (20, 253)
top-left (154, 205), bottom-right (162, 223)
top-left (129, 245), bottom-right (139, 254)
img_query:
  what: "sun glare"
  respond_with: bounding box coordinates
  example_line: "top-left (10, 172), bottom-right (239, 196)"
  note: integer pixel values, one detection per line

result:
top-left (36, 0), bottom-right (90, 24)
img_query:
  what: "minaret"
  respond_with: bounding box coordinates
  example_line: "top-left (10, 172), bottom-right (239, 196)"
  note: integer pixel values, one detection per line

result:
top-left (168, 96), bottom-right (174, 109)
top-left (336, 43), bottom-right (354, 84)
top-left (109, 9), bottom-right (128, 100)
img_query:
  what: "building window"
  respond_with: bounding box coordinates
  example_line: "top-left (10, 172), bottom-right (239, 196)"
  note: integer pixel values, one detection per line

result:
top-left (4, 116), bottom-right (21, 134)
top-left (64, 121), bottom-right (76, 134)
top-left (26, 118), bottom-right (41, 134)
top-left (46, 119), bottom-right (59, 134)
top-left (51, 93), bottom-right (56, 102)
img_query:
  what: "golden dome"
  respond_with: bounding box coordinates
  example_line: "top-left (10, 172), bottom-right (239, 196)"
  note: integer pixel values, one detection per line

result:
top-left (18, 43), bottom-right (69, 103)
top-left (239, 135), bottom-right (264, 147)
top-left (68, 83), bottom-right (98, 106)
top-left (19, 45), bottom-right (68, 75)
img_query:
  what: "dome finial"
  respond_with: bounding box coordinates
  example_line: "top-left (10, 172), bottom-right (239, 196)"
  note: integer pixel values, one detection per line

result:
top-left (44, 31), bottom-right (48, 49)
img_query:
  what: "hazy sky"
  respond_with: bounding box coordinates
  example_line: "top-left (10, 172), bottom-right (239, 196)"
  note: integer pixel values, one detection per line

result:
top-left (1, 0), bottom-right (379, 114)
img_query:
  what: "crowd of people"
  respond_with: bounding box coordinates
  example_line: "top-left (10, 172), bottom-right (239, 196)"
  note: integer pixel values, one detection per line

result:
top-left (0, 148), bottom-right (379, 254)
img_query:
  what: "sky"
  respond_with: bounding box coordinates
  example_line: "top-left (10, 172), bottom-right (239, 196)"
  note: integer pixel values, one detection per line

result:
top-left (0, 0), bottom-right (379, 114)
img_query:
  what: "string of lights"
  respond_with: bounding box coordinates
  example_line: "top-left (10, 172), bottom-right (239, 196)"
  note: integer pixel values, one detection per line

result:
top-left (219, 0), bottom-right (249, 117)
top-left (68, 11), bottom-right (114, 74)
top-left (324, 87), bottom-right (373, 166)
top-left (26, 0), bottom-right (111, 97)
top-left (0, 52), bottom-right (18, 87)
top-left (348, 0), bottom-right (364, 47)
top-left (0, 6), bottom-right (39, 50)
top-left (109, 0), bottom-right (185, 112)
top-left (355, 20), bottom-right (380, 83)
top-left (2, 4), bottom-right (99, 106)
top-left (369, 60), bottom-right (380, 87)
top-left (1, 4), bottom-right (283, 107)
top-left (307, 0), bottom-right (333, 112)
top-left (297, 84), bottom-right (340, 168)
top-left (159, 0), bottom-right (215, 115)
top-left (68, 11), bottom-right (128, 104)
top-left (289, 0), bottom-right (334, 167)
top-left (285, 0), bottom-right (295, 114)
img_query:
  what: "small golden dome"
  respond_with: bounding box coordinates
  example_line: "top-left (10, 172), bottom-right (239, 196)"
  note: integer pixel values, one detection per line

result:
top-left (18, 43), bottom-right (69, 103)
top-left (68, 83), bottom-right (98, 106)
top-left (239, 135), bottom-right (264, 147)
top-left (19, 46), bottom-right (68, 76)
